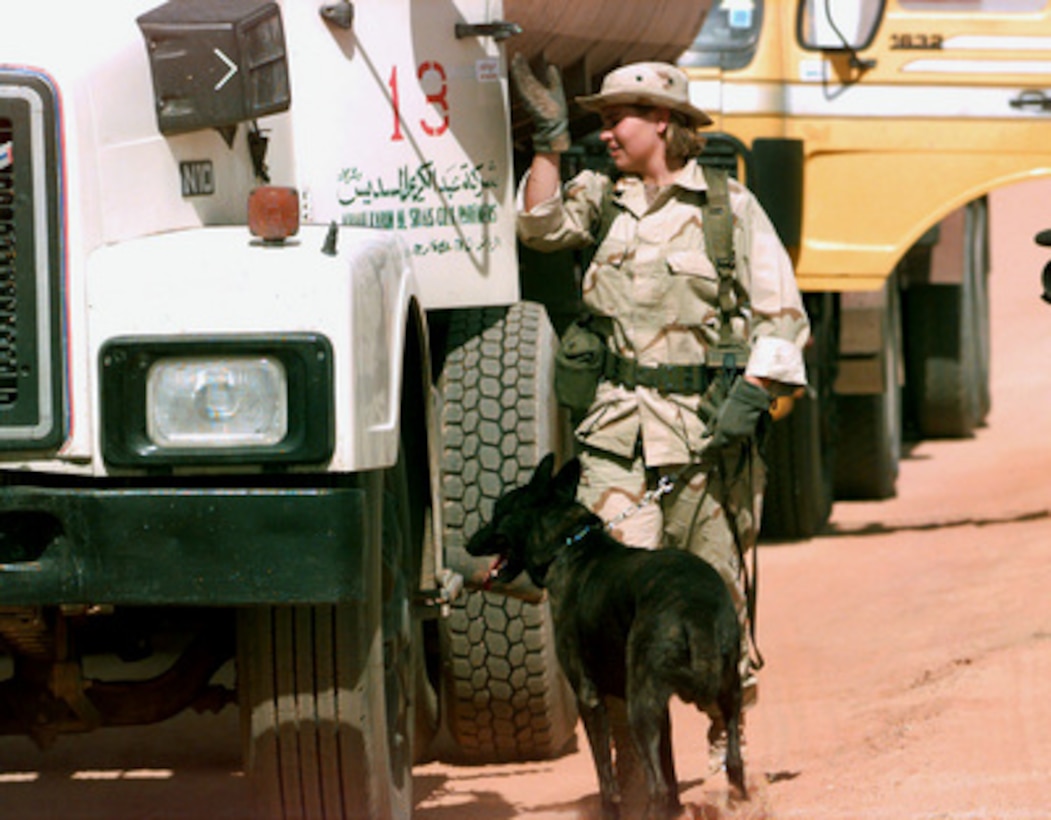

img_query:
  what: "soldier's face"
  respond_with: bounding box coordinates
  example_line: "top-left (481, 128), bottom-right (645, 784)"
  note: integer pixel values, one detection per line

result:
top-left (599, 105), bottom-right (669, 175)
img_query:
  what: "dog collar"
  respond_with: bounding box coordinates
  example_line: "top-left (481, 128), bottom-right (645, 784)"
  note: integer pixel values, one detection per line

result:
top-left (564, 523), bottom-right (598, 547)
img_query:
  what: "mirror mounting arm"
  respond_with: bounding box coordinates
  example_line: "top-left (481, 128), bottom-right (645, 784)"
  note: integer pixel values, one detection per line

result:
top-left (849, 51), bottom-right (877, 72)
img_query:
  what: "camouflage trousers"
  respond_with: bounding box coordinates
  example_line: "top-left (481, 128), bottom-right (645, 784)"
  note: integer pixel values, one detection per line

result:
top-left (576, 441), bottom-right (765, 700)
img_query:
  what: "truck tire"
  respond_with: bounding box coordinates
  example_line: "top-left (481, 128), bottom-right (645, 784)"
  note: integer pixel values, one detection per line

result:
top-left (761, 294), bottom-right (835, 539)
top-left (238, 452), bottom-right (417, 819)
top-left (434, 302), bottom-right (578, 763)
top-left (834, 279), bottom-right (902, 500)
top-left (905, 199), bottom-right (991, 437)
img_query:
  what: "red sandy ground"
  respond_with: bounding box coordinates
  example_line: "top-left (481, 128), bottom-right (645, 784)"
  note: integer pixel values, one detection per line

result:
top-left (412, 180), bottom-right (1051, 820)
top-left (0, 184), bottom-right (1048, 820)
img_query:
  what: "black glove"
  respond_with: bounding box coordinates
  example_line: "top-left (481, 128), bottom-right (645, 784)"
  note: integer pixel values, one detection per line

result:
top-left (697, 377), bottom-right (729, 428)
top-left (510, 53), bottom-right (570, 154)
top-left (708, 378), bottom-right (772, 450)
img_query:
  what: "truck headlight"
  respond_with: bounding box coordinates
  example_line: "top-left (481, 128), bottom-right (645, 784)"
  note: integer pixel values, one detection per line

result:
top-left (101, 336), bottom-right (333, 467)
top-left (147, 356), bottom-right (287, 448)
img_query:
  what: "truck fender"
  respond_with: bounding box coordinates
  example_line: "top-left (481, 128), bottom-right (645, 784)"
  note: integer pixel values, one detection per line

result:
top-left (84, 225), bottom-right (425, 475)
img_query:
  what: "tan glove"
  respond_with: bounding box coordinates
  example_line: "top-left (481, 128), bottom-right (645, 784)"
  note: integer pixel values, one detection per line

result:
top-left (510, 52), bottom-right (570, 154)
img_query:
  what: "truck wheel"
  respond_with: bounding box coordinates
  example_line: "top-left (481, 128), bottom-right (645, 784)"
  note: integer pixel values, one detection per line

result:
top-left (969, 196), bottom-right (992, 423)
top-left (761, 294), bottom-right (835, 539)
top-left (834, 279), bottom-right (902, 499)
top-left (238, 454), bottom-right (416, 819)
top-left (906, 199), bottom-right (991, 437)
top-left (433, 302), bottom-right (578, 763)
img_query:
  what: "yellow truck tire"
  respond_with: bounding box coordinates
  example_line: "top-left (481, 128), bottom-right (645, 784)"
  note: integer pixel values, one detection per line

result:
top-left (761, 295), bottom-right (835, 539)
top-left (904, 199), bottom-right (991, 438)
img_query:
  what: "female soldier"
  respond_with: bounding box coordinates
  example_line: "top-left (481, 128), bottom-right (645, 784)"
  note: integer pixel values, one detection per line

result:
top-left (512, 55), bottom-right (810, 769)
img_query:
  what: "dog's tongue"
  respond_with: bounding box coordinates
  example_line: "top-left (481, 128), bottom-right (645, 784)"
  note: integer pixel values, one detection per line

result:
top-left (484, 556), bottom-right (508, 589)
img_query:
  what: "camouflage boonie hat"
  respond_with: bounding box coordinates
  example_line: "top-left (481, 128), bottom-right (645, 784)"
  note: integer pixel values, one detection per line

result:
top-left (577, 62), bottom-right (713, 127)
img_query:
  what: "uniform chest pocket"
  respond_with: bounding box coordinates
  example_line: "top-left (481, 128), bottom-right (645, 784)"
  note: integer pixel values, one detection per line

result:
top-left (666, 250), bottom-right (720, 325)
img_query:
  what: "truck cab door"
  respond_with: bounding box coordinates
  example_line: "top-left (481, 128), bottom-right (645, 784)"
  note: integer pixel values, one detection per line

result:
top-left (788, 0), bottom-right (1051, 285)
top-left (679, 0), bottom-right (766, 128)
top-left (277, 0), bottom-right (519, 309)
top-left (796, 0), bottom-right (1051, 130)
top-left (800, 0), bottom-right (1051, 113)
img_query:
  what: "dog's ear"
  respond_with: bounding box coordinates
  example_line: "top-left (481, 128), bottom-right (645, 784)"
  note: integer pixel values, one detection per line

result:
top-left (529, 453), bottom-right (556, 491)
top-left (551, 457), bottom-right (582, 504)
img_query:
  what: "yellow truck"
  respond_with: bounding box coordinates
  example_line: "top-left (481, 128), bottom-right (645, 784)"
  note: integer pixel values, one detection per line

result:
top-left (666, 0), bottom-right (1051, 536)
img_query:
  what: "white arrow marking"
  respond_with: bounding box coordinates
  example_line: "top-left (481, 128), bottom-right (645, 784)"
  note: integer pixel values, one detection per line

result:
top-left (214, 48), bottom-right (238, 91)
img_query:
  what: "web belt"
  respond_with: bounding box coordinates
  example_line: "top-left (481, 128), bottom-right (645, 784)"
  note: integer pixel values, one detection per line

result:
top-left (603, 350), bottom-right (711, 395)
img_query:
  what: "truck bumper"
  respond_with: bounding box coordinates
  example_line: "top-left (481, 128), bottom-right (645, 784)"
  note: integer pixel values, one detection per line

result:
top-left (0, 475), bottom-right (380, 606)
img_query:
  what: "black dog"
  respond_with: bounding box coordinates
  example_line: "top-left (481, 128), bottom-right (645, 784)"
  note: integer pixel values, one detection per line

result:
top-left (466, 454), bottom-right (747, 820)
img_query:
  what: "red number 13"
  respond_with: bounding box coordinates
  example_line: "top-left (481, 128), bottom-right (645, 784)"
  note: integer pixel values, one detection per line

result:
top-left (388, 61), bottom-right (450, 142)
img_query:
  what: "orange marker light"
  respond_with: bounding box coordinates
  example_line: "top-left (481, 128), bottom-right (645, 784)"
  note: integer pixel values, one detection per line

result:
top-left (248, 186), bottom-right (299, 243)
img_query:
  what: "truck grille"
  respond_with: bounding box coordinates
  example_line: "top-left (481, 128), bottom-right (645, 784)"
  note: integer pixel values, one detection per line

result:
top-left (0, 72), bottom-right (64, 450)
top-left (0, 116), bottom-right (20, 407)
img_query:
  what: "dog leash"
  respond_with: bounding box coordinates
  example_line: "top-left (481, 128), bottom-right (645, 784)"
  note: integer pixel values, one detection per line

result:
top-left (601, 459), bottom-right (765, 673)
top-left (560, 460), bottom-right (764, 674)
top-left (713, 447), bottom-right (765, 672)
top-left (602, 473), bottom-right (678, 532)
top-left (562, 472), bottom-right (679, 548)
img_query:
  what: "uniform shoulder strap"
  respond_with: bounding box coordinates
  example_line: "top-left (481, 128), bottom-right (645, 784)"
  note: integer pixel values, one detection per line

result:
top-left (700, 164), bottom-right (750, 369)
top-left (581, 174), bottom-right (618, 272)
top-left (594, 175), bottom-right (618, 244)
top-left (701, 164), bottom-right (736, 300)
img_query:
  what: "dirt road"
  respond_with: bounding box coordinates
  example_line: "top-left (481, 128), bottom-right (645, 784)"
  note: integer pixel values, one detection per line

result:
top-left (412, 179), bottom-right (1051, 819)
top-left (2, 180), bottom-right (1050, 819)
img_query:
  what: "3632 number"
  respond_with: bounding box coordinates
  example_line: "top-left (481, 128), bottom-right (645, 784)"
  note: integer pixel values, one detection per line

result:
top-left (890, 33), bottom-right (944, 50)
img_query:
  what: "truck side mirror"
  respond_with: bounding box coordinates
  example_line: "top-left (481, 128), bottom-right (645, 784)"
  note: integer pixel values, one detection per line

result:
top-left (137, 0), bottom-right (291, 137)
top-left (797, 0), bottom-right (885, 53)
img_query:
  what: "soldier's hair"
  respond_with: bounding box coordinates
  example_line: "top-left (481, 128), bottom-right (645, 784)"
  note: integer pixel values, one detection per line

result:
top-left (664, 111), bottom-right (707, 161)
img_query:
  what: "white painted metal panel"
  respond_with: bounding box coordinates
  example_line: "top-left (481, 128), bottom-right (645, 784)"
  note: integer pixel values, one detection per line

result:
top-left (279, 0), bottom-right (518, 309)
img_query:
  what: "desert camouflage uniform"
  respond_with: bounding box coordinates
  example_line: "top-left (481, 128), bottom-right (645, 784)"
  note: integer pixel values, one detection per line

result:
top-left (516, 158), bottom-right (810, 697)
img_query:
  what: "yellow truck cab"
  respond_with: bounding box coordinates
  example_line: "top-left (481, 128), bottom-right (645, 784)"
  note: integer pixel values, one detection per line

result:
top-left (676, 0), bottom-right (1051, 535)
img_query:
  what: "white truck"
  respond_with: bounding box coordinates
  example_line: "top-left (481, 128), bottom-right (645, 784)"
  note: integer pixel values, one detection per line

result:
top-left (0, 0), bottom-right (709, 817)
